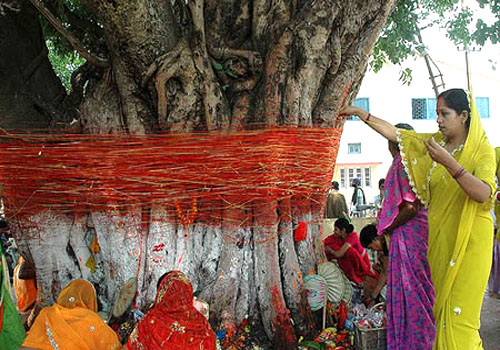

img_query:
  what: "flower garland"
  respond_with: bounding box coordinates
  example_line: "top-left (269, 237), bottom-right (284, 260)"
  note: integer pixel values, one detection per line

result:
top-left (174, 198), bottom-right (198, 227)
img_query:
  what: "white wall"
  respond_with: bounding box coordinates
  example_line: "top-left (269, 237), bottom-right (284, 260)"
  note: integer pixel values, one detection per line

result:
top-left (336, 26), bottom-right (500, 201)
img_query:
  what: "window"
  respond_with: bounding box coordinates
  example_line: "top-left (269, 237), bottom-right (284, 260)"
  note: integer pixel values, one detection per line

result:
top-left (476, 97), bottom-right (490, 118)
top-left (340, 169), bottom-right (346, 188)
top-left (364, 167), bottom-right (371, 187)
top-left (347, 98), bottom-right (370, 121)
top-left (412, 97), bottom-right (489, 119)
top-left (348, 168), bottom-right (354, 188)
top-left (356, 168), bottom-right (362, 180)
top-left (411, 98), bottom-right (437, 120)
top-left (348, 143), bottom-right (361, 154)
top-left (339, 167), bottom-right (372, 188)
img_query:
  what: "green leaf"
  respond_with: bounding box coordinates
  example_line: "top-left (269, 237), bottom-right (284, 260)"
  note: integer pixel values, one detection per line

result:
top-left (399, 67), bottom-right (413, 85)
top-left (46, 40), bottom-right (86, 91)
top-left (298, 340), bottom-right (323, 350)
top-left (226, 71), bottom-right (239, 79)
top-left (213, 63), bottom-right (223, 71)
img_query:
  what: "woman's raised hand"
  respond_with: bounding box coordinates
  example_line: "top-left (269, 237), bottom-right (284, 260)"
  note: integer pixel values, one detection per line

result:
top-left (423, 137), bottom-right (453, 167)
top-left (338, 106), bottom-right (397, 142)
top-left (339, 106), bottom-right (368, 121)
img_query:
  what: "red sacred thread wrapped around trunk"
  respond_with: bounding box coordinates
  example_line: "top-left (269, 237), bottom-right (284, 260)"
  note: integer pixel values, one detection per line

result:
top-left (0, 127), bottom-right (341, 228)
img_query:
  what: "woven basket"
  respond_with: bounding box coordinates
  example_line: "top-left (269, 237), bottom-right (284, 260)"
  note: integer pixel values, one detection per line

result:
top-left (353, 324), bottom-right (386, 350)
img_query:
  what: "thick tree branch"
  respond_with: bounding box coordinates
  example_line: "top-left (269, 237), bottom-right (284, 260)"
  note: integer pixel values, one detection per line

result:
top-left (62, 4), bottom-right (101, 35)
top-left (28, 0), bottom-right (109, 67)
top-left (188, 0), bottom-right (229, 130)
top-left (209, 48), bottom-right (262, 74)
top-left (64, 62), bottom-right (95, 111)
top-left (283, 1), bottom-right (341, 126)
top-left (154, 48), bottom-right (183, 121)
top-left (252, 0), bottom-right (291, 55)
top-left (258, 0), bottom-right (339, 126)
top-left (313, 0), bottom-right (398, 127)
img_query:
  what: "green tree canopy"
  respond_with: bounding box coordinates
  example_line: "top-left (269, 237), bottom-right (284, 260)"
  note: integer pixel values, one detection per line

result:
top-left (372, 0), bottom-right (500, 82)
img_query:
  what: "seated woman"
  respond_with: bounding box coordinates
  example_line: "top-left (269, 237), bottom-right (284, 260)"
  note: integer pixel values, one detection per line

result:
top-left (360, 224), bottom-right (389, 305)
top-left (1, 241), bottom-right (26, 350)
top-left (21, 279), bottom-right (121, 350)
top-left (126, 271), bottom-right (216, 350)
top-left (323, 218), bottom-right (376, 284)
top-left (13, 254), bottom-right (39, 329)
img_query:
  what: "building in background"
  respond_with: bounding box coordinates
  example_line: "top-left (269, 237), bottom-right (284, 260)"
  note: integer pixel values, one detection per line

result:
top-left (334, 27), bottom-right (500, 203)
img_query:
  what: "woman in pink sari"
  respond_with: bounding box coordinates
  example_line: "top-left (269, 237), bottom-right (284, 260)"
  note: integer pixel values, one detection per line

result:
top-left (376, 123), bottom-right (435, 349)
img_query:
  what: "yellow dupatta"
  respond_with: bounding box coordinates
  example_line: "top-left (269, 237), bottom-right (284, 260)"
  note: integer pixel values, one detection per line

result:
top-left (397, 93), bottom-right (496, 349)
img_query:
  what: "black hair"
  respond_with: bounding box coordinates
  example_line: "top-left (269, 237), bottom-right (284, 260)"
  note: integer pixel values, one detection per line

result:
top-left (157, 271), bottom-right (172, 289)
top-left (378, 178), bottom-right (385, 187)
top-left (360, 224), bottom-right (378, 248)
top-left (334, 218), bottom-right (354, 234)
top-left (389, 123), bottom-right (414, 152)
top-left (437, 88), bottom-right (471, 129)
top-left (332, 181), bottom-right (340, 190)
top-left (0, 219), bottom-right (8, 230)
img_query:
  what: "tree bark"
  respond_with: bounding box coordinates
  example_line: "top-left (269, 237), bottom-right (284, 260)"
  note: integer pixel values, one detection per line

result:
top-left (1, 0), bottom-right (398, 348)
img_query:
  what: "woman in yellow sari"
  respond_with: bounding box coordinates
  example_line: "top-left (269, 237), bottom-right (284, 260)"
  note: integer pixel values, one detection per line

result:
top-left (495, 147), bottom-right (500, 237)
top-left (341, 88), bottom-right (496, 350)
top-left (21, 279), bottom-right (121, 350)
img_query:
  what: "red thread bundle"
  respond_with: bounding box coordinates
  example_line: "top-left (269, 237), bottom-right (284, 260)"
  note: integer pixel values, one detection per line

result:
top-left (0, 127), bottom-right (341, 227)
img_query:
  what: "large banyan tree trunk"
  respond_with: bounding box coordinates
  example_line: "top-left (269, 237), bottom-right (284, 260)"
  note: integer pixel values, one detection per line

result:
top-left (0, 0), bottom-right (396, 348)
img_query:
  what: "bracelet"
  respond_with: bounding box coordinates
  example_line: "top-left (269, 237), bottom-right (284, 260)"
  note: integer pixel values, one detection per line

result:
top-left (452, 167), bottom-right (466, 179)
top-left (364, 113), bottom-right (372, 122)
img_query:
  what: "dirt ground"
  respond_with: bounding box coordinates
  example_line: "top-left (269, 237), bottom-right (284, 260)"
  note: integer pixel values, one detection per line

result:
top-left (481, 292), bottom-right (500, 350)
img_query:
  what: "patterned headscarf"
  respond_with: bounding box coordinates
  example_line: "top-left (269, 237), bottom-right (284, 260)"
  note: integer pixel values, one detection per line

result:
top-left (127, 271), bottom-right (216, 350)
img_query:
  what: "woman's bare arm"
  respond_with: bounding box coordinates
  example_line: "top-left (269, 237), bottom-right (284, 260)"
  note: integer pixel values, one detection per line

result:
top-left (424, 137), bottom-right (492, 203)
top-left (383, 201), bottom-right (419, 233)
top-left (325, 242), bottom-right (351, 259)
top-left (371, 256), bottom-right (388, 298)
top-left (339, 106), bottom-right (397, 143)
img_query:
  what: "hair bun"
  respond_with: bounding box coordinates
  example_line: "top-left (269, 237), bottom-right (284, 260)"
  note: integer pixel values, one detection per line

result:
top-left (348, 224), bottom-right (354, 233)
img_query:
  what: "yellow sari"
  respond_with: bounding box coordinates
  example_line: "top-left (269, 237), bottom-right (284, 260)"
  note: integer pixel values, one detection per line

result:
top-left (397, 96), bottom-right (496, 350)
top-left (495, 147), bottom-right (500, 241)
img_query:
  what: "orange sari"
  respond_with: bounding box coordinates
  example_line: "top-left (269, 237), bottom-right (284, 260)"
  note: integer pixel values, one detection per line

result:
top-left (22, 279), bottom-right (121, 350)
top-left (127, 271), bottom-right (216, 350)
top-left (13, 257), bottom-right (38, 312)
